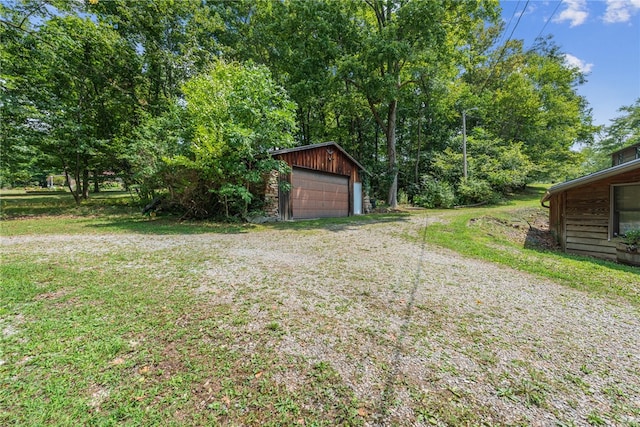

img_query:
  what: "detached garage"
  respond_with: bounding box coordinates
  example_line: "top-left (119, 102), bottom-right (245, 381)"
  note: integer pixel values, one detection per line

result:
top-left (269, 142), bottom-right (368, 220)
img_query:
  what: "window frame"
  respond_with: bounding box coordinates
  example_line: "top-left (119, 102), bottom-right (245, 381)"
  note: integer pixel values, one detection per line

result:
top-left (611, 183), bottom-right (640, 238)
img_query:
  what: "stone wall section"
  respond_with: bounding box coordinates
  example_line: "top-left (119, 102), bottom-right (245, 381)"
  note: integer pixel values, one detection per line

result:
top-left (263, 170), bottom-right (280, 220)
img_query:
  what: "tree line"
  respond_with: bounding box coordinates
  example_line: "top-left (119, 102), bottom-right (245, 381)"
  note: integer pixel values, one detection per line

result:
top-left (1, 0), bottom-right (636, 218)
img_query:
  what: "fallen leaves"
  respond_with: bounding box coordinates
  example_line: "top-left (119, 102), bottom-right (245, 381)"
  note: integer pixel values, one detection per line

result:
top-left (109, 357), bottom-right (125, 366)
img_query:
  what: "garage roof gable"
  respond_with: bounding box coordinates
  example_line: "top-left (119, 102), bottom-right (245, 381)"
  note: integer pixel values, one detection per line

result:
top-left (271, 142), bottom-right (370, 175)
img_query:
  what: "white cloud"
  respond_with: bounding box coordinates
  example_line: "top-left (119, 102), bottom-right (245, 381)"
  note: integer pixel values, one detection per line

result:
top-left (603, 0), bottom-right (640, 23)
top-left (564, 53), bottom-right (594, 73)
top-left (553, 0), bottom-right (589, 27)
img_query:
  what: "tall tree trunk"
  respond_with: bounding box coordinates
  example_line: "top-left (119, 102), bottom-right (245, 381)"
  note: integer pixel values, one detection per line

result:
top-left (415, 105), bottom-right (422, 185)
top-left (375, 124), bottom-right (379, 162)
top-left (82, 167), bottom-right (90, 199)
top-left (74, 166), bottom-right (82, 206)
top-left (61, 156), bottom-right (80, 206)
top-left (93, 170), bottom-right (100, 193)
top-left (386, 98), bottom-right (398, 208)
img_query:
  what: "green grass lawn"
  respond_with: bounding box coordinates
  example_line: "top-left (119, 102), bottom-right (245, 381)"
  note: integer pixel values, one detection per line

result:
top-left (2, 186), bottom-right (638, 307)
top-left (1, 187), bottom-right (638, 425)
top-left (417, 185), bottom-right (640, 307)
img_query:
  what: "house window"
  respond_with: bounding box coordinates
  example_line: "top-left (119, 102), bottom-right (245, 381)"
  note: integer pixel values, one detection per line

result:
top-left (636, 146), bottom-right (640, 159)
top-left (613, 184), bottom-right (640, 236)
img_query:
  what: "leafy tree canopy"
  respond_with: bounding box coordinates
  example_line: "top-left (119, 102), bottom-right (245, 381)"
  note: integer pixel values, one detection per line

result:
top-left (161, 60), bottom-right (297, 219)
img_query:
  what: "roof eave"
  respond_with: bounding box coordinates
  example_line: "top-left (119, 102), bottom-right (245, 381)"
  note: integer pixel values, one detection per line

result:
top-left (540, 158), bottom-right (640, 203)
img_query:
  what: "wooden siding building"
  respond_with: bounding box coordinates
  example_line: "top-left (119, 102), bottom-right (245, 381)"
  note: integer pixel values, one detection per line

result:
top-left (541, 159), bottom-right (640, 261)
top-left (611, 143), bottom-right (640, 166)
top-left (269, 142), bottom-right (368, 220)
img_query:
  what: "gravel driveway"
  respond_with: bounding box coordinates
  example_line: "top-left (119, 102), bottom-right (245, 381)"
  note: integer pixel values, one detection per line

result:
top-left (2, 215), bottom-right (639, 425)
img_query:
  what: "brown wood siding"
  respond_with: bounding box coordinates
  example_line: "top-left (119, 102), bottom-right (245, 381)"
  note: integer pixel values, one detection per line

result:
top-left (549, 167), bottom-right (640, 260)
top-left (274, 146), bottom-right (360, 184)
top-left (612, 144), bottom-right (640, 166)
top-left (548, 192), bottom-right (565, 250)
top-left (274, 144), bottom-right (362, 219)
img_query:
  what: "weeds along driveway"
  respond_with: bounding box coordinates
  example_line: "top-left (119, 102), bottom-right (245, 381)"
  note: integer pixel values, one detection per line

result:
top-left (2, 215), bottom-right (639, 426)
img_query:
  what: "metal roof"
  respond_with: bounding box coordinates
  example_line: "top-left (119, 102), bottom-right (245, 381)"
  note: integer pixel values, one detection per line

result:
top-left (541, 158), bottom-right (640, 203)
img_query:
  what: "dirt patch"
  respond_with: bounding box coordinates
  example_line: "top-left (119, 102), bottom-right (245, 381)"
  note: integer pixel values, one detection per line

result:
top-left (470, 207), bottom-right (560, 251)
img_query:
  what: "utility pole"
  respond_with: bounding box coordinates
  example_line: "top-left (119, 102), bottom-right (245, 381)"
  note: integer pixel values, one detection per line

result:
top-left (462, 107), bottom-right (478, 179)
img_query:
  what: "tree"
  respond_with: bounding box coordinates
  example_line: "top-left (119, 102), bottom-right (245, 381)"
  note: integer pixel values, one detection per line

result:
top-left (162, 61), bottom-right (297, 219)
top-left (579, 99), bottom-right (640, 173)
top-left (1, 0), bottom-right (235, 198)
top-left (1, 5), bottom-right (138, 202)
top-left (599, 99), bottom-right (640, 154)
top-left (429, 128), bottom-right (533, 201)
top-left (335, 0), bottom-right (499, 207)
top-left (87, 0), bottom-right (228, 111)
top-left (1, 0), bottom-right (603, 207)
top-left (466, 37), bottom-right (597, 181)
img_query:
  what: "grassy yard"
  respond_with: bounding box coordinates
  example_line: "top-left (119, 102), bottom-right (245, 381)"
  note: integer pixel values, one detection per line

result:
top-left (1, 188), bottom-right (638, 426)
top-left (419, 185), bottom-right (640, 308)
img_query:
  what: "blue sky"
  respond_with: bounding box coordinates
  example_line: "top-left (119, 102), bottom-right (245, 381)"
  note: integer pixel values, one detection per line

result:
top-left (499, 0), bottom-right (640, 127)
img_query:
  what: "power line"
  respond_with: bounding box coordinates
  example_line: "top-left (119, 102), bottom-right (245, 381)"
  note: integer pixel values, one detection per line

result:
top-left (479, 0), bottom-right (530, 94)
top-left (497, 0), bottom-right (522, 48)
top-left (532, 0), bottom-right (563, 45)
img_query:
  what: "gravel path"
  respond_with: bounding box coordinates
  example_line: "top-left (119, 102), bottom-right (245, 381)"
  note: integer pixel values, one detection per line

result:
top-left (2, 215), bottom-right (639, 425)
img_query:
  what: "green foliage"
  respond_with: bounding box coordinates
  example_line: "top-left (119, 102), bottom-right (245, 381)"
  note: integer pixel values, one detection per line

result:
top-left (0, 0), bottom-right (613, 213)
top-left (623, 228), bottom-right (640, 246)
top-left (598, 99), bottom-right (640, 154)
top-left (413, 175), bottom-right (456, 209)
top-left (457, 178), bottom-right (498, 205)
top-left (427, 129), bottom-right (533, 205)
top-left (332, 0), bottom-right (500, 206)
top-left (583, 98), bottom-right (640, 172)
top-left (1, 9), bottom-right (139, 202)
top-left (117, 106), bottom-right (190, 200)
top-left (163, 60), bottom-right (297, 219)
top-left (466, 38), bottom-right (597, 180)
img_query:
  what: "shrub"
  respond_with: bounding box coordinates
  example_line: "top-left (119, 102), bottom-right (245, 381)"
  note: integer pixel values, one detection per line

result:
top-left (623, 228), bottom-right (640, 246)
top-left (457, 178), bottom-right (499, 205)
top-left (397, 189), bottom-right (409, 205)
top-left (100, 181), bottom-right (123, 190)
top-left (140, 61), bottom-right (298, 220)
top-left (413, 175), bottom-right (456, 208)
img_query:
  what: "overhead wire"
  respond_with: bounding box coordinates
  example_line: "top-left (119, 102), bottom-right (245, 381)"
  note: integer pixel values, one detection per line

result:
top-left (531, 0), bottom-right (564, 48)
top-left (478, 0), bottom-right (530, 94)
top-left (497, 0), bottom-right (521, 48)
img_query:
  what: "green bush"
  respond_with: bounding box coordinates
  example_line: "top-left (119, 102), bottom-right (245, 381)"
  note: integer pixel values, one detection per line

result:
top-left (430, 129), bottom-right (533, 199)
top-left (52, 175), bottom-right (66, 186)
top-left (623, 228), bottom-right (640, 246)
top-left (457, 178), bottom-right (499, 205)
top-left (100, 181), bottom-right (123, 190)
top-left (397, 189), bottom-right (409, 205)
top-left (161, 61), bottom-right (297, 220)
top-left (413, 175), bottom-right (456, 208)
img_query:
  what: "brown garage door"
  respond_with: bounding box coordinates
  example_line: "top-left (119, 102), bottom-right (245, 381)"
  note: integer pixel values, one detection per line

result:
top-left (292, 168), bottom-right (349, 219)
